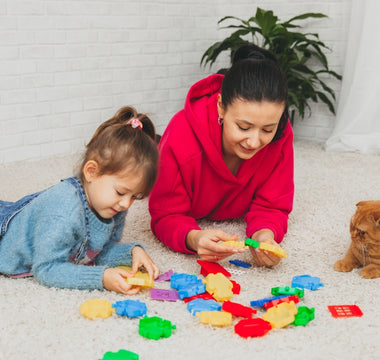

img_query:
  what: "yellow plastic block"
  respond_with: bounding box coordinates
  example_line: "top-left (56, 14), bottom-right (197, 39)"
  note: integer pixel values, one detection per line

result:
top-left (262, 301), bottom-right (298, 328)
top-left (258, 242), bottom-right (287, 258)
top-left (197, 311), bottom-right (232, 327)
top-left (221, 240), bottom-right (249, 249)
top-left (117, 266), bottom-right (154, 288)
top-left (203, 273), bottom-right (233, 301)
top-left (80, 298), bottom-right (115, 320)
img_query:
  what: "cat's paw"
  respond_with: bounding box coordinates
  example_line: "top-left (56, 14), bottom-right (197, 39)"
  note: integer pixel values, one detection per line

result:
top-left (334, 259), bottom-right (356, 272)
top-left (360, 264), bottom-right (380, 279)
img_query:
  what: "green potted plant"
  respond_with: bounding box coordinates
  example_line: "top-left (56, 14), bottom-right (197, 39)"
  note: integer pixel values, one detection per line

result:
top-left (201, 7), bottom-right (342, 123)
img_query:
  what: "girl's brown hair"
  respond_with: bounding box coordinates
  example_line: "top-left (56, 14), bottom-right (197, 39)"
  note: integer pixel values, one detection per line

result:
top-left (79, 106), bottom-right (159, 197)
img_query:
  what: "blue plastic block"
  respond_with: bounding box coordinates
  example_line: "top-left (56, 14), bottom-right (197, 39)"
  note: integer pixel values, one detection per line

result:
top-left (170, 273), bottom-right (200, 290)
top-left (178, 280), bottom-right (206, 300)
top-left (250, 295), bottom-right (288, 307)
top-left (187, 298), bottom-right (222, 315)
top-left (291, 275), bottom-right (324, 290)
top-left (112, 299), bottom-right (147, 318)
top-left (229, 259), bottom-right (252, 268)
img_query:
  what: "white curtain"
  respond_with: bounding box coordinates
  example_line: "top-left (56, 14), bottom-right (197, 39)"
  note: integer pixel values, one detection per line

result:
top-left (325, 0), bottom-right (380, 154)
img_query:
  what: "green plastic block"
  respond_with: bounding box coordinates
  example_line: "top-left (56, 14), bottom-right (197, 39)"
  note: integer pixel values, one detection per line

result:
top-left (139, 316), bottom-right (176, 340)
top-left (100, 349), bottom-right (139, 360)
top-left (245, 238), bottom-right (260, 248)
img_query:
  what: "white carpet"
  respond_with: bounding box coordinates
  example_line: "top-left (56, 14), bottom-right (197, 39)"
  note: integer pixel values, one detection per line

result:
top-left (1, 140), bottom-right (379, 360)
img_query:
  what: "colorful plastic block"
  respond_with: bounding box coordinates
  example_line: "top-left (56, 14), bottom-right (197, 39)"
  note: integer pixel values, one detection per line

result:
top-left (170, 272), bottom-right (199, 290)
top-left (112, 299), bottom-right (147, 318)
top-left (271, 286), bottom-right (304, 298)
top-left (155, 269), bottom-right (174, 282)
top-left (229, 259), bottom-right (252, 268)
top-left (99, 349), bottom-right (139, 360)
top-left (80, 298), bottom-right (115, 320)
top-left (117, 266), bottom-right (154, 288)
top-left (230, 280), bottom-right (241, 295)
top-left (262, 301), bottom-right (298, 328)
top-left (328, 305), bottom-right (363, 318)
top-left (245, 238), bottom-right (260, 248)
top-left (222, 240), bottom-right (249, 249)
top-left (222, 300), bottom-right (257, 318)
top-left (187, 298), bottom-right (221, 315)
top-left (138, 316), bottom-right (176, 340)
top-left (197, 311), bottom-right (232, 327)
top-left (197, 260), bottom-right (231, 277)
top-left (203, 273), bottom-right (233, 301)
top-left (183, 292), bottom-right (215, 303)
top-left (263, 295), bottom-right (299, 309)
top-left (291, 275), bottom-right (324, 290)
top-left (292, 306), bottom-right (315, 326)
top-left (234, 318), bottom-right (272, 338)
top-left (178, 281), bottom-right (206, 299)
top-left (250, 295), bottom-right (288, 307)
top-left (150, 288), bottom-right (180, 302)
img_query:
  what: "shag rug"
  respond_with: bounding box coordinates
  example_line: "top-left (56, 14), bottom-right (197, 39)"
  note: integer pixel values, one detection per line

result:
top-left (0, 140), bottom-right (379, 360)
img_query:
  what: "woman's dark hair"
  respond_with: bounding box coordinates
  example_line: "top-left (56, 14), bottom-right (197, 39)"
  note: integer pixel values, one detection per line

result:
top-left (221, 44), bottom-right (289, 142)
top-left (79, 106), bottom-right (159, 197)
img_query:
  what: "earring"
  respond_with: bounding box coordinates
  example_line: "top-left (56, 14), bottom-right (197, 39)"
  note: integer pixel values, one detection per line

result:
top-left (218, 115), bottom-right (223, 125)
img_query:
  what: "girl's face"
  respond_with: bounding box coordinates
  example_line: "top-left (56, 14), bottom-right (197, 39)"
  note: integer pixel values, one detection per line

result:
top-left (218, 95), bottom-right (285, 161)
top-left (83, 161), bottom-right (145, 219)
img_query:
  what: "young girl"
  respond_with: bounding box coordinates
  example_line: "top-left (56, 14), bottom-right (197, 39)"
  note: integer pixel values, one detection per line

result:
top-left (0, 106), bottom-right (160, 295)
top-left (149, 44), bottom-right (294, 267)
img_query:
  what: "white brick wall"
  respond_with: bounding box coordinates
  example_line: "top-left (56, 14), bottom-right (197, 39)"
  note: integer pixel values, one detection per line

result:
top-left (0, 0), bottom-right (352, 164)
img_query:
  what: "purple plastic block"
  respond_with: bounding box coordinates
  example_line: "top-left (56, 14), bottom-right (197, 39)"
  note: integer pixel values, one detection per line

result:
top-left (155, 270), bottom-right (174, 282)
top-left (150, 288), bottom-right (180, 302)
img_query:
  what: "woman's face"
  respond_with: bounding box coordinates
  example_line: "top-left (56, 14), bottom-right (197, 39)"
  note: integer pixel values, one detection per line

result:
top-left (218, 95), bottom-right (285, 161)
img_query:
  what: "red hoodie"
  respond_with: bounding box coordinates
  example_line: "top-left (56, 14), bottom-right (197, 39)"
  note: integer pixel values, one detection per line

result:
top-left (149, 74), bottom-right (294, 253)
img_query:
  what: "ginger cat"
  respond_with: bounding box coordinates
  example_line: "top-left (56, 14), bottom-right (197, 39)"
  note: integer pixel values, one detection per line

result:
top-left (334, 200), bottom-right (380, 279)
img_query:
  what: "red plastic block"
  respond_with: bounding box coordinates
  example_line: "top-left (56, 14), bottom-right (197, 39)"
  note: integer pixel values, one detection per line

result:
top-left (183, 292), bottom-right (215, 303)
top-left (234, 318), bottom-right (272, 338)
top-left (328, 305), bottom-right (363, 318)
top-left (230, 280), bottom-right (241, 294)
top-left (197, 260), bottom-right (231, 277)
top-left (264, 295), bottom-right (299, 309)
top-left (222, 300), bottom-right (257, 318)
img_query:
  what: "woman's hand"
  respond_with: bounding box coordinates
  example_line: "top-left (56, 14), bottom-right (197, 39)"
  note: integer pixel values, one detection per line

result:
top-left (186, 229), bottom-right (245, 261)
top-left (249, 229), bottom-right (282, 267)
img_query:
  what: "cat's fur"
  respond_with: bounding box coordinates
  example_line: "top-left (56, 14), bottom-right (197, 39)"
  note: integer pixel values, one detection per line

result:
top-left (334, 200), bottom-right (380, 279)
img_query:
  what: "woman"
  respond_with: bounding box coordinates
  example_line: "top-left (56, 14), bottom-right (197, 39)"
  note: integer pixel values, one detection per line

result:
top-left (149, 44), bottom-right (294, 267)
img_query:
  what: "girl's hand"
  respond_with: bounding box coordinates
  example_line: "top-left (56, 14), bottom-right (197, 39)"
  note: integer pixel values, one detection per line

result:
top-left (249, 229), bottom-right (282, 267)
top-left (102, 267), bottom-right (142, 295)
top-left (186, 229), bottom-right (245, 262)
top-left (130, 246), bottom-right (160, 281)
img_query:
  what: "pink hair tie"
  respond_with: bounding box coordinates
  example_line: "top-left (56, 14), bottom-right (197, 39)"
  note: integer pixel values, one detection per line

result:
top-left (127, 118), bottom-right (143, 130)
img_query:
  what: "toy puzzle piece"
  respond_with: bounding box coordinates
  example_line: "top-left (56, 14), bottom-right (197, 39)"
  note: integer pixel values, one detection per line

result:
top-left (250, 295), bottom-right (288, 307)
top-left (271, 286), bottom-right (304, 298)
top-left (229, 259), bottom-right (252, 268)
top-left (292, 306), bottom-right (315, 326)
top-left (291, 275), bottom-right (324, 290)
top-left (327, 305), bottom-right (363, 318)
top-left (262, 301), bottom-right (298, 328)
top-left (203, 273), bottom-right (233, 301)
top-left (197, 260), bottom-right (231, 277)
top-left (178, 280), bottom-right (206, 300)
top-left (155, 269), bottom-right (174, 282)
top-left (99, 349), bottom-right (139, 360)
top-left (263, 295), bottom-right (299, 310)
top-left (150, 288), bottom-right (180, 302)
top-left (139, 316), bottom-right (176, 340)
top-left (222, 300), bottom-right (257, 318)
top-left (80, 298), bottom-right (115, 320)
top-left (234, 318), bottom-right (272, 338)
top-left (197, 311), bottom-right (232, 327)
top-left (183, 292), bottom-right (215, 303)
top-left (170, 272), bottom-right (200, 290)
top-left (221, 240), bottom-right (249, 249)
top-left (187, 298), bottom-right (221, 315)
top-left (112, 299), bottom-right (147, 318)
top-left (245, 238), bottom-right (287, 258)
top-left (117, 266), bottom-right (154, 288)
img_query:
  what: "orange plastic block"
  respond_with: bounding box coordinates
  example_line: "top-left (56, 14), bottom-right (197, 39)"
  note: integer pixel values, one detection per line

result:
top-left (197, 311), bottom-right (232, 327)
top-left (117, 265), bottom-right (154, 288)
top-left (221, 240), bottom-right (249, 249)
top-left (262, 301), bottom-right (298, 328)
top-left (203, 273), bottom-right (233, 301)
top-left (80, 298), bottom-right (115, 319)
top-left (258, 242), bottom-right (287, 258)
